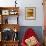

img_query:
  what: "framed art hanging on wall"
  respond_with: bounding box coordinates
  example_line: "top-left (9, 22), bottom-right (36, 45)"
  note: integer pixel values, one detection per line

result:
top-left (25, 7), bottom-right (36, 20)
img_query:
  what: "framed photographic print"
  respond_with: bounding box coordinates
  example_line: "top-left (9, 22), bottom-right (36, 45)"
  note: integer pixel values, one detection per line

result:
top-left (2, 10), bottom-right (9, 15)
top-left (9, 10), bottom-right (18, 15)
top-left (25, 7), bottom-right (36, 20)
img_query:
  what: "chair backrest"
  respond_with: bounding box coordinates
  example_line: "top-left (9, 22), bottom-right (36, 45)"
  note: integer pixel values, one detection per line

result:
top-left (23, 28), bottom-right (36, 41)
top-left (21, 28), bottom-right (37, 46)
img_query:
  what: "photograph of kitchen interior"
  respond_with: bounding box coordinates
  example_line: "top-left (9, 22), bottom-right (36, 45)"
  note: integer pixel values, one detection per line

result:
top-left (0, 0), bottom-right (46, 46)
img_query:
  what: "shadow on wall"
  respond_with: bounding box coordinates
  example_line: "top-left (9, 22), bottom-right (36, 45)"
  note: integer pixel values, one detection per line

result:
top-left (18, 26), bottom-right (43, 44)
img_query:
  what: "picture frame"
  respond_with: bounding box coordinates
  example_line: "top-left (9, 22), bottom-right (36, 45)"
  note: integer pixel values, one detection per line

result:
top-left (25, 7), bottom-right (36, 20)
top-left (2, 10), bottom-right (9, 15)
top-left (9, 10), bottom-right (17, 15)
top-left (9, 10), bottom-right (15, 15)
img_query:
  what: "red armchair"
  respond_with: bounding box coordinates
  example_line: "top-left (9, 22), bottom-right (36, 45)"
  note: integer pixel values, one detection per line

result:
top-left (21, 28), bottom-right (41, 46)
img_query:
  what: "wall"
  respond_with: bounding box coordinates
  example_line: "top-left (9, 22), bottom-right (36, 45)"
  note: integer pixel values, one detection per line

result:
top-left (0, 0), bottom-right (44, 26)
top-left (18, 0), bottom-right (44, 26)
